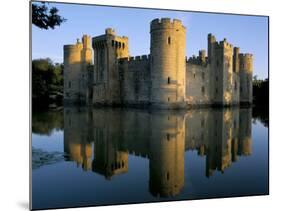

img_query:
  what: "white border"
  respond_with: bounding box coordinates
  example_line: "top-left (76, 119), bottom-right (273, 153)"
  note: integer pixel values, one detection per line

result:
top-left (1, 0), bottom-right (279, 211)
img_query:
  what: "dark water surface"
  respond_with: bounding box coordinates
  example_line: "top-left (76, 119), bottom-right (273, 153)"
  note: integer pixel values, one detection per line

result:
top-left (32, 107), bottom-right (268, 210)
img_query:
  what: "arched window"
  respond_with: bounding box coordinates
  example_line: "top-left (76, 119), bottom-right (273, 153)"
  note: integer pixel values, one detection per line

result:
top-left (168, 77), bottom-right (171, 84)
top-left (168, 36), bottom-right (171, 45)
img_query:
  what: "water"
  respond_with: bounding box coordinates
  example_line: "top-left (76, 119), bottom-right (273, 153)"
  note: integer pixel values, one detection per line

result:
top-left (31, 107), bottom-right (268, 210)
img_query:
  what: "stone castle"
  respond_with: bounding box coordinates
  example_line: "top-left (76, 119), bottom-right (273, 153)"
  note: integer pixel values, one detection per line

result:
top-left (63, 18), bottom-right (253, 108)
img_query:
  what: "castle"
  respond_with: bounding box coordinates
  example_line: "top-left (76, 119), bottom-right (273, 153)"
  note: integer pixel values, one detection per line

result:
top-left (63, 18), bottom-right (253, 108)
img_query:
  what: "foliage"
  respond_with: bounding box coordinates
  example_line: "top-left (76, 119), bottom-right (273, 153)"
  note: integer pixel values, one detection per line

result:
top-left (32, 2), bottom-right (66, 30)
top-left (32, 58), bottom-right (63, 108)
top-left (253, 77), bottom-right (269, 107)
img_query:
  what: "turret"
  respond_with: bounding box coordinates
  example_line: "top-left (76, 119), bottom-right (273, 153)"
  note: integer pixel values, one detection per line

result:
top-left (64, 36), bottom-right (92, 103)
top-left (239, 53), bottom-right (253, 104)
top-left (150, 18), bottom-right (186, 108)
top-left (212, 38), bottom-right (234, 105)
top-left (207, 33), bottom-right (216, 64)
top-left (199, 50), bottom-right (206, 64)
top-left (92, 28), bottom-right (129, 104)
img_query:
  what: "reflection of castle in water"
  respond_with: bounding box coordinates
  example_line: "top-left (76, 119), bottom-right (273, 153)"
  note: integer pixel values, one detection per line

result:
top-left (64, 108), bottom-right (252, 197)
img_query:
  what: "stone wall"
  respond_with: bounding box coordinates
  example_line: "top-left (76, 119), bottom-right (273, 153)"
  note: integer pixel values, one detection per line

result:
top-left (119, 55), bottom-right (151, 105)
top-left (186, 63), bottom-right (211, 105)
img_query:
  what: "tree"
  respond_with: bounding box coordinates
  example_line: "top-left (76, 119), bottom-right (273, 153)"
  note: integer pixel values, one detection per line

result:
top-left (32, 58), bottom-right (64, 108)
top-left (32, 2), bottom-right (66, 30)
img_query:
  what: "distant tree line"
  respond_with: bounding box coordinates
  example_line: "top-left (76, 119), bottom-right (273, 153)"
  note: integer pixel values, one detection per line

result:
top-left (32, 58), bottom-right (63, 109)
top-left (253, 76), bottom-right (269, 107)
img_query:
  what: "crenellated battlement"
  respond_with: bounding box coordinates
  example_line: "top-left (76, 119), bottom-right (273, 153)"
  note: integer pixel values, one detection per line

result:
top-left (187, 50), bottom-right (207, 66)
top-left (239, 53), bottom-right (253, 73)
top-left (239, 53), bottom-right (253, 58)
top-left (215, 38), bottom-right (233, 49)
top-left (118, 54), bottom-right (151, 64)
top-left (150, 18), bottom-right (185, 31)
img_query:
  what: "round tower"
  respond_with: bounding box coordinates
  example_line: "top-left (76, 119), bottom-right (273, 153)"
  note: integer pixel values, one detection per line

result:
top-left (150, 18), bottom-right (186, 108)
top-left (63, 40), bottom-right (83, 102)
top-left (239, 53), bottom-right (253, 104)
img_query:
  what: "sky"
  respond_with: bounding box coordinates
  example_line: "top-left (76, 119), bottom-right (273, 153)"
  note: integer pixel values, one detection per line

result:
top-left (32, 2), bottom-right (269, 79)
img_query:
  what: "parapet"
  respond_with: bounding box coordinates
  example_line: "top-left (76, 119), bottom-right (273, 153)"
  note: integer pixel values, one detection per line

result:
top-left (63, 43), bottom-right (83, 52)
top-left (187, 50), bottom-right (207, 66)
top-left (239, 53), bottom-right (253, 58)
top-left (217, 38), bottom-right (233, 49)
top-left (105, 28), bottom-right (116, 35)
top-left (239, 53), bottom-right (253, 73)
top-left (118, 54), bottom-right (151, 64)
top-left (150, 18), bottom-right (186, 31)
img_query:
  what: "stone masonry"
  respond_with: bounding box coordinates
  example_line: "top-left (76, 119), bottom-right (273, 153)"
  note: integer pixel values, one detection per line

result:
top-left (63, 18), bottom-right (253, 108)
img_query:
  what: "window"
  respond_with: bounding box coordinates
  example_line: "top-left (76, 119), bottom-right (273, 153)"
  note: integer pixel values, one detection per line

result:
top-left (122, 43), bottom-right (125, 49)
top-left (167, 133), bottom-right (170, 141)
top-left (201, 86), bottom-right (205, 95)
top-left (112, 40), bottom-right (114, 47)
top-left (167, 172), bottom-right (170, 180)
top-left (168, 97), bottom-right (170, 102)
top-left (215, 88), bottom-right (218, 94)
top-left (168, 36), bottom-right (171, 45)
top-left (168, 77), bottom-right (171, 84)
top-left (194, 73), bottom-right (196, 78)
top-left (68, 81), bottom-right (71, 88)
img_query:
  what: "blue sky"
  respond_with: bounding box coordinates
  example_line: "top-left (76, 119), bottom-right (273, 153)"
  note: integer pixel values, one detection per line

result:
top-left (32, 2), bottom-right (268, 79)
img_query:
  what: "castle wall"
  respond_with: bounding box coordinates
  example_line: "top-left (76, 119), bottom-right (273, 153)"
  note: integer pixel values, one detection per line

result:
top-left (119, 55), bottom-right (150, 105)
top-left (186, 63), bottom-right (211, 105)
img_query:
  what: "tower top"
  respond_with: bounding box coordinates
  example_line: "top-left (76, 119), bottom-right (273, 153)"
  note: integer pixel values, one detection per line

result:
top-left (105, 28), bottom-right (116, 35)
top-left (150, 18), bottom-right (186, 31)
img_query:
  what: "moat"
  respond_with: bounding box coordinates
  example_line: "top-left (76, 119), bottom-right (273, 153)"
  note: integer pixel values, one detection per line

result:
top-left (31, 107), bottom-right (268, 210)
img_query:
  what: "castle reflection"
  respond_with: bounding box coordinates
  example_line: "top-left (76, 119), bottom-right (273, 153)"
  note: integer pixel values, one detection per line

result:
top-left (63, 107), bottom-right (252, 197)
